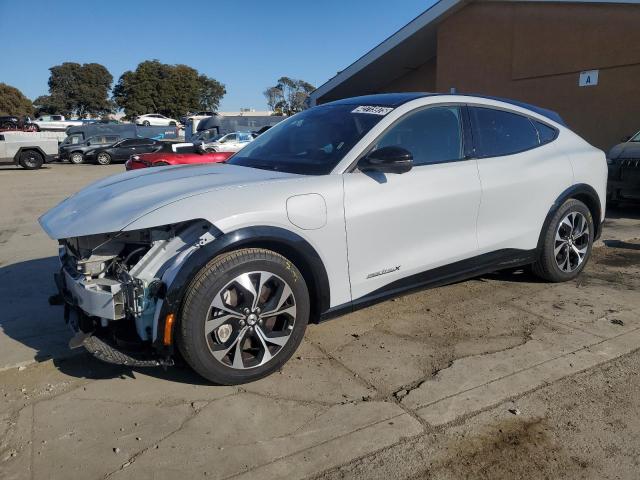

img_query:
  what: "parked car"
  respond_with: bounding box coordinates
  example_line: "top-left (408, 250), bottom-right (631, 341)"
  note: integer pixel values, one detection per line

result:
top-left (204, 131), bottom-right (254, 152)
top-left (84, 138), bottom-right (164, 165)
top-left (39, 93), bottom-right (607, 384)
top-left (32, 115), bottom-right (83, 132)
top-left (606, 130), bottom-right (640, 206)
top-left (0, 131), bottom-right (58, 169)
top-left (125, 143), bottom-right (233, 170)
top-left (59, 134), bottom-right (121, 164)
top-left (135, 114), bottom-right (180, 127)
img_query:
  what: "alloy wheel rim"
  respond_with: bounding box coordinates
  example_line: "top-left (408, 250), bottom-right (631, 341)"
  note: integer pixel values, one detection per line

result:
top-left (24, 154), bottom-right (37, 167)
top-left (205, 271), bottom-right (296, 370)
top-left (71, 153), bottom-right (82, 163)
top-left (97, 154), bottom-right (109, 164)
top-left (554, 211), bottom-right (589, 272)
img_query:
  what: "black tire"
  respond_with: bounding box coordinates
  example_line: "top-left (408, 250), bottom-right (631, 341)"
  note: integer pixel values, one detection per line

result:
top-left (532, 199), bottom-right (594, 282)
top-left (142, 120), bottom-right (150, 126)
top-left (177, 248), bottom-right (309, 385)
top-left (18, 150), bottom-right (44, 170)
top-left (69, 152), bottom-right (84, 164)
top-left (154, 161), bottom-right (169, 167)
top-left (96, 152), bottom-right (112, 165)
top-left (169, 121), bottom-right (176, 126)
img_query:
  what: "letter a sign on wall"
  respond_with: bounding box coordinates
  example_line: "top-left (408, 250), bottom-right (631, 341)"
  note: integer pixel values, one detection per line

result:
top-left (579, 70), bottom-right (599, 87)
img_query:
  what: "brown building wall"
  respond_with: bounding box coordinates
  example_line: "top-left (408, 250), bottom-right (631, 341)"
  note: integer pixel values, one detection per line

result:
top-left (381, 57), bottom-right (438, 92)
top-left (435, 2), bottom-right (640, 150)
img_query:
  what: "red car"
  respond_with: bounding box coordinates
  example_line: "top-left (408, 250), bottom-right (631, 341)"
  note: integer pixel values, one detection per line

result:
top-left (125, 143), bottom-right (233, 170)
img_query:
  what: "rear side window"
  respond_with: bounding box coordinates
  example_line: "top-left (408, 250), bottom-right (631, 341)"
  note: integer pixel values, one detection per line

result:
top-left (534, 121), bottom-right (557, 144)
top-left (470, 107), bottom-right (539, 157)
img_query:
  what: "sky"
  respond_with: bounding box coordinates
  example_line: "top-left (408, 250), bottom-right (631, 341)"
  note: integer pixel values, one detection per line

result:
top-left (0, 0), bottom-right (434, 111)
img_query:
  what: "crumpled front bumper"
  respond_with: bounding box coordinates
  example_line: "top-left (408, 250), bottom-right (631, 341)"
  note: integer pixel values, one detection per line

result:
top-left (53, 269), bottom-right (167, 368)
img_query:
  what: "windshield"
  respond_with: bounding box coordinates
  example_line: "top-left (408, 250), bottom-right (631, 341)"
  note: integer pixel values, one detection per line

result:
top-left (227, 104), bottom-right (387, 175)
top-left (630, 131), bottom-right (640, 142)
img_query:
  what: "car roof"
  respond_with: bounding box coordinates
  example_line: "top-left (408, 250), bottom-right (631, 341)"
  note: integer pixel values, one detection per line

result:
top-left (324, 92), bottom-right (565, 126)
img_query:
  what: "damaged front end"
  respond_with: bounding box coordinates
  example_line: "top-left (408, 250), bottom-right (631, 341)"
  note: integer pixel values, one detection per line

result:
top-left (52, 220), bottom-right (219, 367)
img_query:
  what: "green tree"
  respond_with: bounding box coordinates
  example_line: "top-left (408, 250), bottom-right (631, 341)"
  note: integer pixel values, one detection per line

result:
top-left (113, 60), bottom-right (225, 119)
top-left (0, 83), bottom-right (33, 116)
top-left (34, 62), bottom-right (113, 117)
top-left (263, 77), bottom-right (315, 116)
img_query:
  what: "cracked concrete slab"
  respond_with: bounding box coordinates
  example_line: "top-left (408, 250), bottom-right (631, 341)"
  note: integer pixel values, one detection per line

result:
top-left (244, 343), bottom-right (376, 404)
top-left (108, 394), bottom-right (422, 480)
top-left (413, 327), bottom-right (640, 426)
top-left (402, 323), bottom-right (599, 411)
top-left (30, 395), bottom-right (193, 480)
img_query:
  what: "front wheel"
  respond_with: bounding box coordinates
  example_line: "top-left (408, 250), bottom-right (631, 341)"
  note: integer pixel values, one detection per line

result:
top-left (533, 199), bottom-right (594, 282)
top-left (142, 120), bottom-right (150, 126)
top-left (177, 248), bottom-right (309, 385)
top-left (96, 152), bottom-right (112, 165)
top-left (69, 152), bottom-right (84, 164)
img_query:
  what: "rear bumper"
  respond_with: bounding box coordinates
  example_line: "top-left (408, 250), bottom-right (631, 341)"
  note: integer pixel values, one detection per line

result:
top-left (125, 159), bottom-right (149, 170)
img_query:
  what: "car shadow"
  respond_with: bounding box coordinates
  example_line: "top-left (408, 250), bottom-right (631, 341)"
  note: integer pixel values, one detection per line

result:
top-left (0, 256), bottom-right (210, 385)
top-left (606, 203), bottom-right (640, 220)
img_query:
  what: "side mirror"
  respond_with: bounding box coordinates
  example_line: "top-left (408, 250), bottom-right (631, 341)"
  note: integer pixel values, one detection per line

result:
top-left (86, 141), bottom-right (91, 146)
top-left (358, 146), bottom-right (413, 174)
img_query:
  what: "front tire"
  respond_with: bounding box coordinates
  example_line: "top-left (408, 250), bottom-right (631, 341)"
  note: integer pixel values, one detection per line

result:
top-left (533, 199), bottom-right (594, 282)
top-left (96, 152), bottom-right (112, 165)
top-left (177, 248), bottom-right (309, 385)
top-left (69, 152), bottom-right (84, 164)
top-left (142, 120), bottom-right (150, 126)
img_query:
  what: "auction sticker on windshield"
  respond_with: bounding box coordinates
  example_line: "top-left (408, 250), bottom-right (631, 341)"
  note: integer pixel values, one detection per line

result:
top-left (351, 106), bottom-right (394, 115)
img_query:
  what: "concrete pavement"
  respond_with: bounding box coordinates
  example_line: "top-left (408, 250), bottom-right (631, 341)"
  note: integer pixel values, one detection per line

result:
top-left (1, 163), bottom-right (639, 479)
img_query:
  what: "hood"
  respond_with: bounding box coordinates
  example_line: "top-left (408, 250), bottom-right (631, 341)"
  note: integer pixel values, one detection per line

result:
top-left (39, 163), bottom-right (296, 239)
top-left (608, 141), bottom-right (640, 160)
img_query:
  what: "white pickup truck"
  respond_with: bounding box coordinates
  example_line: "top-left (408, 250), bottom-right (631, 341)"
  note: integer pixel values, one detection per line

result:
top-left (32, 115), bottom-right (83, 132)
top-left (0, 132), bottom-right (58, 169)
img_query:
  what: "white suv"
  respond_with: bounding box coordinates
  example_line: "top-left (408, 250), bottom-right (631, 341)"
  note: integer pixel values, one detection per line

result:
top-left (203, 131), bottom-right (254, 152)
top-left (40, 93), bottom-right (607, 384)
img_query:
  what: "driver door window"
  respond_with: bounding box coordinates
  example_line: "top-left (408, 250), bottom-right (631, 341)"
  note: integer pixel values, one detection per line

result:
top-left (373, 106), bottom-right (464, 166)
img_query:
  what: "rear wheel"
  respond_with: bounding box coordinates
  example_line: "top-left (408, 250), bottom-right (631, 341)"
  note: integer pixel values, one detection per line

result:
top-left (18, 150), bottom-right (44, 170)
top-left (533, 199), bottom-right (594, 282)
top-left (96, 152), bottom-right (112, 165)
top-left (177, 248), bottom-right (309, 385)
top-left (154, 161), bottom-right (169, 167)
top-left (69, 152), bottom-right (84, 164)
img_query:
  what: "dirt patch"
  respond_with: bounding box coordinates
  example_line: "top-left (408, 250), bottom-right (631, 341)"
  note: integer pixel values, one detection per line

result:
top-left (417, 417), bottom-right (589, 480)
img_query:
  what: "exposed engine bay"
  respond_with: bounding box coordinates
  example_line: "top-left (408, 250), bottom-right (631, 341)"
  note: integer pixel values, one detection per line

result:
top-left (56, 220), bottom-right (218, 359)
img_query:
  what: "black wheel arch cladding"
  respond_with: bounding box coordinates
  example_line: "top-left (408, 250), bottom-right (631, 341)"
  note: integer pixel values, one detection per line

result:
top-left (153, 225), bottom-right (331, 353)
top-left (536, 183), bottom-right (602, 251)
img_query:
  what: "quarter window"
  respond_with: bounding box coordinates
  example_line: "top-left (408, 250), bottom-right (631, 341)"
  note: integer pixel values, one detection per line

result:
top-left (470, 107), bottom-right (539, 157)
top-left (374, 106), bottom-right (463, 166)
top-left (534, 121), bottom-right (557, 145)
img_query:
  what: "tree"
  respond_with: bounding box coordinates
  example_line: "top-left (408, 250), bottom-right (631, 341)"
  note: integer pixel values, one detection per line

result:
top-left (113, 60), bottom-right (226, 119)
top-left (263, 77), bottom-right (315, 116)
top-left (34, 62), bottom-right (113, 117)
top-left (0, 83), bottom-right (33, 116)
